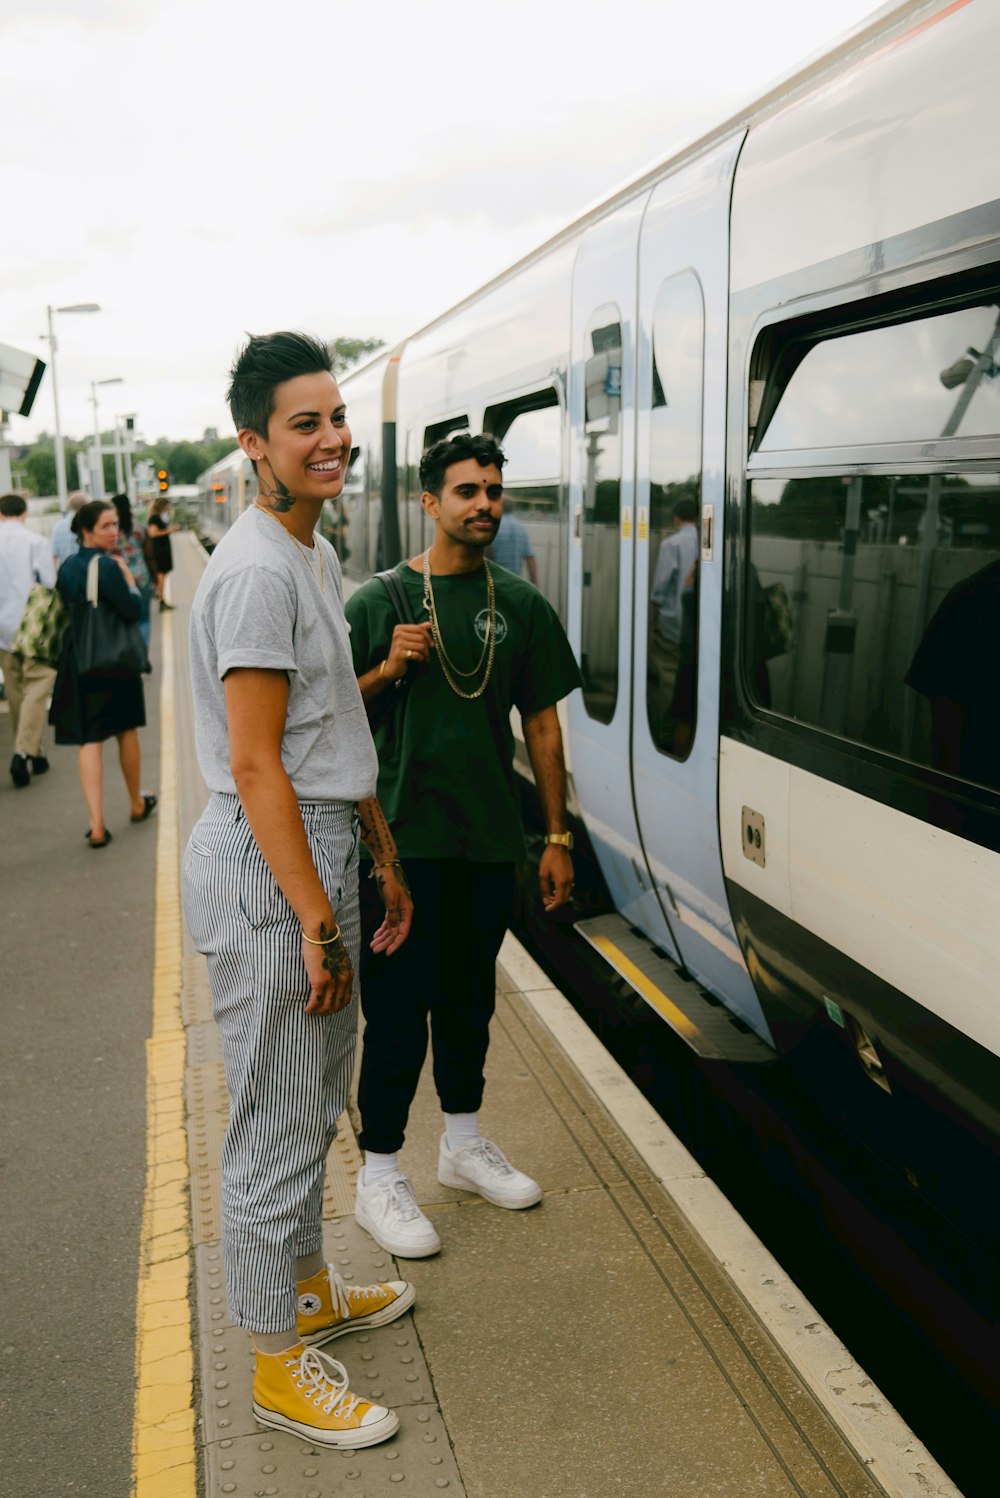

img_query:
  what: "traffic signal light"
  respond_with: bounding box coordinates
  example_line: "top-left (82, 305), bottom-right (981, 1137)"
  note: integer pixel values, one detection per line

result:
top-left (157, 468), bottom-right (168, 493)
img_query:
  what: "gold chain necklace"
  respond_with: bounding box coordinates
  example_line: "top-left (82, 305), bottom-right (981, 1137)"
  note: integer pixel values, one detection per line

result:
top-left (254, 503), bottom-right (324, 592)
top-left (422, 550), bottom-right (496, 700)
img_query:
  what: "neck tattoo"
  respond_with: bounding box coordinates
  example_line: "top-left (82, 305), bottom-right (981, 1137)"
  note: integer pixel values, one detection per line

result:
top-left (422, 549), bottom-right (496, 699)
top-left (254, 503), bottom-right (325, 592)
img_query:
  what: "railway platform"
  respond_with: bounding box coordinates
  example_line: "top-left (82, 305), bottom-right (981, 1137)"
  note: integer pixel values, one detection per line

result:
top-left (1, 533), bottom-right (962, 1498)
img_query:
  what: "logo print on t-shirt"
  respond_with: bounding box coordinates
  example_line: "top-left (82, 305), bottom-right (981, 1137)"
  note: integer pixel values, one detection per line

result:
top-left (475, 608), bottom-right (508, 644)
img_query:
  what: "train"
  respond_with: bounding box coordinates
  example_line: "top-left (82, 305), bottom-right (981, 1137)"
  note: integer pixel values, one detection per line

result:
top-left (196, 0), bottom-right (1000, 1270)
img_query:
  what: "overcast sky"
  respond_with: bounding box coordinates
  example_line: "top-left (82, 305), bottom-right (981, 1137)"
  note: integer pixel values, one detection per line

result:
top-left (2, 0), bottom-right (888, 450)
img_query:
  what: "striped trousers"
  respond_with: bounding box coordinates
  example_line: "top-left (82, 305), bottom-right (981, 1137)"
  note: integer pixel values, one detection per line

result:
top-left (182, 793), bottom-right (360, 1333)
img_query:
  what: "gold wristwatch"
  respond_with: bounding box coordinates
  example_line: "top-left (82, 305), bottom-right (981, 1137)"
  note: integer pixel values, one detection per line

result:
top-left (544, 831), bottom-right (574, 849)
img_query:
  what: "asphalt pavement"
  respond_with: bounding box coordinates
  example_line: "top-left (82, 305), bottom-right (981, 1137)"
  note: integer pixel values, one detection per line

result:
top-left (0, 627), bottom-right (162, 1495)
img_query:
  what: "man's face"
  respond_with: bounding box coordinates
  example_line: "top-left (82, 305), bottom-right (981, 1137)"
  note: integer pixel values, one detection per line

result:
top-left (240, 370), bottom-right (351, 504)
top-left (423, 459), bottom-right (503, 549)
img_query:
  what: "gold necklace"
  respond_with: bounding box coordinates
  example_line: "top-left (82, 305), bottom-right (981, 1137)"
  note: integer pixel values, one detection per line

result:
top-left (254, 503), bottom-right (324, 592)
top-left (422, 549), bottom-right (496, 699)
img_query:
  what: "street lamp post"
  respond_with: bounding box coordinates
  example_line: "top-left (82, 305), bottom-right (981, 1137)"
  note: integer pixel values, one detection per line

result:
top-left (90, 377), bottom-right (123, 498)
top-left (43, 302), bottom-right (100, 507)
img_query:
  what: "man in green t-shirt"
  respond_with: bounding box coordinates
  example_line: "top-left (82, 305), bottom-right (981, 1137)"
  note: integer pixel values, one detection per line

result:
top-left (345, 432), bottom-right (581, 1257)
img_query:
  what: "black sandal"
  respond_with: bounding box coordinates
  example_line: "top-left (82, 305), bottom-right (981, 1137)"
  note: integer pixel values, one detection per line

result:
top-left (130, 793), bottom-right (158, 823)
top-left (87, 830), bottom-right (113, 849)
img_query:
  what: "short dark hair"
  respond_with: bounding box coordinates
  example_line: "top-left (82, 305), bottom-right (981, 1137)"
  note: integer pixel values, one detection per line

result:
top-left (227, 331), bottom-right (333, 438)
top-left (0, 493), bottom-right (27, 517)
top-left (419, 432), bottom-right (505, 497)
top-left (672, 498), bottom-right (698, 524)
top-left (72, 499), bottom-right (114, 537)
top-left (112, 492), bottom-right (133, 537)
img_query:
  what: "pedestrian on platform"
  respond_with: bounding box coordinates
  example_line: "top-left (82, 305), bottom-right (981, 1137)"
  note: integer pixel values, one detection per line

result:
top-left (51, 491), bottom-right (87, 570)
top-left (488, 492), bottom-right (538, 584)
top-left (111, 493), bottom-right (154, 649)
top-left (0, 493), bottom-right (58, 787)
top-left (182, 331), bottom-right (415, 1452)
top-left (145, 495), bottom-right (179, 609)
top-left (49, 500), bottom-right (157, 846)
top-left (346, 432), bottom-right (581, 1257)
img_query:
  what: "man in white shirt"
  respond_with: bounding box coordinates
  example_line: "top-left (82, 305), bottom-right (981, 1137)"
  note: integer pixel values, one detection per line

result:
top-left (0, 494), bottom-right (59, 786)
top-left (50, 491), bottom-right (87, 569)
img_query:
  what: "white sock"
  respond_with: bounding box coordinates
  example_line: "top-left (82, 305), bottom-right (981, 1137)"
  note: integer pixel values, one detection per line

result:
top-left (444, 1112), bottom-right (483, 1152)
top-left (363, 1150), bottom-right (400, 1186)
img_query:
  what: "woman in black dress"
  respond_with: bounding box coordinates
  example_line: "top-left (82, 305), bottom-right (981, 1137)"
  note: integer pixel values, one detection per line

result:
top-left (50, 500), bottom-right (157, 848)
top-left (145, 496), bottom-right (180, 610)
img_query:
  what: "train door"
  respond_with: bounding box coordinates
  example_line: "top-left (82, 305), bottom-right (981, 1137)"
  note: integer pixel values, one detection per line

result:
top-left (631, 138), bottom-right (770, 1038)
top-left (567, 194), bottom-right (680, 954)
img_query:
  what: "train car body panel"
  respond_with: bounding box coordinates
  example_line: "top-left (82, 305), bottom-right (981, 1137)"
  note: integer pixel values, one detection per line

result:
top-left (718, 0), bottom-right (1000, 1237)
top-left (567, 194), bottom-right (675, 946)
top-left (730, 0), bottom-right (985, 297)
top-left (630, 135), bottom-right (771, 1038)
top-left (330, 354), bottom-right (389, 580)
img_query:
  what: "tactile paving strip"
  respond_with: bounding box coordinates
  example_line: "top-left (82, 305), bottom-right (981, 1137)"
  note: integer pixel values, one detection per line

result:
top-left (196, 1227), bottom-right (456, 1497)
top-left (203, 1404), bottom-right (462, 1496)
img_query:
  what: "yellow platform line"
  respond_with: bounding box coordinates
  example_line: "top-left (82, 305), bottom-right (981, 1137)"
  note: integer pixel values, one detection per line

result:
top-left (132, 611), bottom-right (197, 1497)
top-left (588, 934), bottom-right (704, 1047)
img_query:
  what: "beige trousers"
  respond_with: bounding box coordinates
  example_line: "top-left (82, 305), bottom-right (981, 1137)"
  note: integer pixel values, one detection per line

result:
top-left (0, 650), bottom-right (57, 758)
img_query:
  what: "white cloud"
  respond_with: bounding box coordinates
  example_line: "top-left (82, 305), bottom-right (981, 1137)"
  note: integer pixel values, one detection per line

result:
top-left (1, 0), bottom-right (883, 446)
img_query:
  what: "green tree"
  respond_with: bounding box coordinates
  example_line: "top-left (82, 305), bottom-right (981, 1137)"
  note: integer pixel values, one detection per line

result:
top-left (329, 337), bottom-right (384, 376)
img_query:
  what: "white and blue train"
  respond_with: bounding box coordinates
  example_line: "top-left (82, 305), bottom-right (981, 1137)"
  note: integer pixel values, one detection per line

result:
top-left (200, 0), bottom-right (1000, 1267)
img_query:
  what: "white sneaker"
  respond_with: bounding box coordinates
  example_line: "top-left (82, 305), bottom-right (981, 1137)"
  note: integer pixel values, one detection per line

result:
top-left (355, 1171), bottom-right (442, 1258)
top-left (437, 1136), bottom-right (542, 1209)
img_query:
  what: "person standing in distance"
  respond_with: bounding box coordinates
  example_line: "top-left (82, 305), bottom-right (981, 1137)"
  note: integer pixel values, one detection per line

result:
top-left (51, 490), bottom-right (87, 570)
top-left (0, 493), bottom-right (58, 786)
top-left (488, 493), bottom-right (538, 584)
top-left (182, 332), bottom-right (415, 1450)
top-left (346, 432), bottom-right (581, 1258)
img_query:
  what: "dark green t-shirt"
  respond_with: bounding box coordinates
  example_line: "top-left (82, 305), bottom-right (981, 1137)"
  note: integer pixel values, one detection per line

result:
top-left (345, 562), bottom-right (581, 861)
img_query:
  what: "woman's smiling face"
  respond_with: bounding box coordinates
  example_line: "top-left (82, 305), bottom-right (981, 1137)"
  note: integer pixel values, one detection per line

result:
top-left (243, 370), bottom-right (352, 505)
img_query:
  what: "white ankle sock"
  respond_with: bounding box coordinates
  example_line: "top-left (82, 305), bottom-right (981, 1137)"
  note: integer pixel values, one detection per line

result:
top-left (363, 1150), bottom-right (401, 1186)
top-left (444, 1112), bottom-right (483, 1152)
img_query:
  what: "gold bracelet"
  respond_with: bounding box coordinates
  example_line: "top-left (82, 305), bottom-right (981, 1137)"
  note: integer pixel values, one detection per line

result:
top-left (367, 859), bottom-right (403, 879)
top-left (301, 924), bottom-right (341, 946)
top-left (379, 659), bottom-right (388, 677)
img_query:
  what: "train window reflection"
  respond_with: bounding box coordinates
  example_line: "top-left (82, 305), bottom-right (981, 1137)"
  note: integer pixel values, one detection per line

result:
top-left (747, 471), bottom-right (1000, 794)
top-left (581, 306), bottom-right (622, 724)
top-left (647, 272), bottom-right (704, 758)
top-left (758, 302), bottom-right (1000, 452)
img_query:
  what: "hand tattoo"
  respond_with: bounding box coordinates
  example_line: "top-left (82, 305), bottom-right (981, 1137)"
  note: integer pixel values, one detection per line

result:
top-left (319, 921), bottom-right (352, 981)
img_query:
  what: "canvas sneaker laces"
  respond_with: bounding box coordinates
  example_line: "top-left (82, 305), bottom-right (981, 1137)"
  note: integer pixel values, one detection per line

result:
top-left (327, 1269), bottom-right (391, 1319)
top-left (290, 1346), bottom-right (363, 1422)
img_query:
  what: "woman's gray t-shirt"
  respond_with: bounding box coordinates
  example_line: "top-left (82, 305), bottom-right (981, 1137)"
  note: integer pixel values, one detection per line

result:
top-left (188, 506), bottom-right (377, 803)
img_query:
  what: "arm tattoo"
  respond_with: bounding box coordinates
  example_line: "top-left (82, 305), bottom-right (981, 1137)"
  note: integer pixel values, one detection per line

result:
top-left (358, 797), bottom-right (395, 864)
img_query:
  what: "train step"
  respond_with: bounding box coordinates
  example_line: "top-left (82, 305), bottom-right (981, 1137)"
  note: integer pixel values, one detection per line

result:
top-left (574, 912), bottom-right (774, 1063)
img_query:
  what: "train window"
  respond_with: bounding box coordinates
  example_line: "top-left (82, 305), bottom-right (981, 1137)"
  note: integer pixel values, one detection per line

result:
top-left (581, 307), bottom-right (622, 724)
top-left (647, 271), bottom-right (705, 758)
top-left (423, 415), bottom-right (470, 449)
top-left (746, 469), bottom-right (1000, 794)
top-left (483, 391), bottom-right (564, 609)
top-left (757, 301), bottom-right (1000, 453)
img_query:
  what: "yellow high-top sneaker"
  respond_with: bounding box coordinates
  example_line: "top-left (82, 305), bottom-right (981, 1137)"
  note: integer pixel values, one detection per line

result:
top-left (252, 1342), bottom-right (398, 1448)
top-left (297, 1263), bottom-right (415, 1346)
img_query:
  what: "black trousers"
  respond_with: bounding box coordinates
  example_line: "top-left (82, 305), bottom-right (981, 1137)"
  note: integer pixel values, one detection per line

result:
top-left (357, 859), bottom-right (516, 1154)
